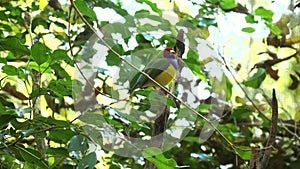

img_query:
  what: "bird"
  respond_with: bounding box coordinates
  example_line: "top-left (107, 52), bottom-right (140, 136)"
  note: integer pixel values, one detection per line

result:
top-left (130, 47), bottom-right (178, 93)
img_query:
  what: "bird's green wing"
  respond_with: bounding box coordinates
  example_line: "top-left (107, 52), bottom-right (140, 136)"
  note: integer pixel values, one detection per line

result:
top-left (145, 57), bottom-right (171, 77)
top-left (130, 57), bottom-right (171, 90)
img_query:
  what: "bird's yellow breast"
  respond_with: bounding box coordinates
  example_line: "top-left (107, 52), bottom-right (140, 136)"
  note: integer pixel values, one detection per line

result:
top-left (145, 64), bottom-right (177, 88)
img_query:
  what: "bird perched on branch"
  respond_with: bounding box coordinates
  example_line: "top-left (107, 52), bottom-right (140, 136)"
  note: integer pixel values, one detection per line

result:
top-left (130, 48), bottom-right (178, 92)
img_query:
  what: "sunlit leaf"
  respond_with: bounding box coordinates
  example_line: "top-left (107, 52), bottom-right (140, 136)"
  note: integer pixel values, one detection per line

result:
top-left (255, 7), bottom-right (274, 21)
top-left (245, 14), bottom-right (258, 24)
top-left (39, 0), bottom-right (48, 9)
top-left (242, 27), bottom-right (255, 33)
top-left (220, 0), bottom-right (237, 10)
top-left (225, 75), bottom-right (233, 100)
top-left (266, 23), bottom-right (281, 36)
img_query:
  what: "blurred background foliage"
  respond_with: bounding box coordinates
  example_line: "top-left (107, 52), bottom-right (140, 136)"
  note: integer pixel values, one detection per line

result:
top-left (0, 0), bottom-right (300, 168)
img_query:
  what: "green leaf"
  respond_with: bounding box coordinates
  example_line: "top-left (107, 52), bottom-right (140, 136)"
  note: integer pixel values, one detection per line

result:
top-left (0, 96), bottom-right (14, 108)
top-left (255, 7), bottom-right (274, 21)
top-left (135, 9), bottom-right (150, 15)
top-left (207, 0), bottom-right (218, 3)
top-left (35, 116), bottom-right (71, 127)
top-left (21, 129), bottom-right (35, 137)
top-left (48, 80), bottom-right (72, 96)
top-left (46, 147), bottom-right (68, 156)
top-left (0, 115), bottom-right (15, 129)
top-left (225, 76), bottom-right (233, 100)
top-left (17, 67), bottom-right (26, 79)
top-left (50, 49), bottom-right (71, 64)
top-left (242, 68), bottom-right (266, 88)
top-left (29, 61), bottom-right (51, 73)
top-left (235, 146), bottom-right (251, 160)
top-left (78, 152), bottom-right (97, 169)
top-left (31, 16), bottom-right (49, 31)
top-left (79, 113), bottom-right (105, 128)
top-left (142, 148), bottom-right (177, 169)
top-left (1, 23), bottom-right (12, 32)
top-left (183, 136), bottom-right (202, 143)
top-left (0, 37), bottom-right (30, 56)
top-left (242, 27), bottom-right (255, 33)
top-left (0, 108), bottom-right (22, 116)
top-left (245, 14), bottom-right (258, 24)
top-left (197, 104), bottom-right (212, 113)
top-left (105, 22), bottom-right (131, 39)
top-left (92, 0), bottom-right (129, 16)
top-left (51, 63), bottom-right (71, 80)
top-left (183, 50), bottom-right (206, 81)
top-left (136, 0), bottom-right (162, 15)
top-left (0, 57), bottom-right (7, 64)
top-left (53, 21), bottom-right (67, 29)
top-left (105, 45), bottom-right (123, 66)
top-left (11, 118), bottom-right (30, 130)
top-left (220, 0), bottom-right (237, 10)
top-left (68, 135), bottom-right (89, 154)
top-left (74, 0), bottom-right (97, 21)
top-left (198, 17), bottom-right (217, 27)
top-left (31, 43), bottom-right (49, 65)
top-left (2, 65), bottom-right (19, 76)
top-left (166, 98), bottom-right (176, 107)
top-left (49, 129), bottom-right (76, 144)
top-left (19, 148), bottom-right (48, 168)
top-left (230, 106), bottom-right (252, 120)
top-left (29, 87), bottom-right (48, 99)
top-left (158, 34), bottom-right (176, 47)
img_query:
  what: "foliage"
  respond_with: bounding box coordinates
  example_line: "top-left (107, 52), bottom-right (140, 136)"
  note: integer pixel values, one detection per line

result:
top-left (0, 0), bottom-right (300, 169)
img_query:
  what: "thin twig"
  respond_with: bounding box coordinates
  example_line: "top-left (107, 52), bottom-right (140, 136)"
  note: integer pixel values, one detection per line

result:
top-left (279, 120), bottom-right (300, 140)
top-left (219, 50), bottom-right (270, 121)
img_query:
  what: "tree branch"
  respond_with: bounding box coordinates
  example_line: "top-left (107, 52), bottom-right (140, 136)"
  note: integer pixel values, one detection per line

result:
top-left (261, 89), bottom-right (278, 168)
top-left (250, 89), bottom-right (278, 169)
